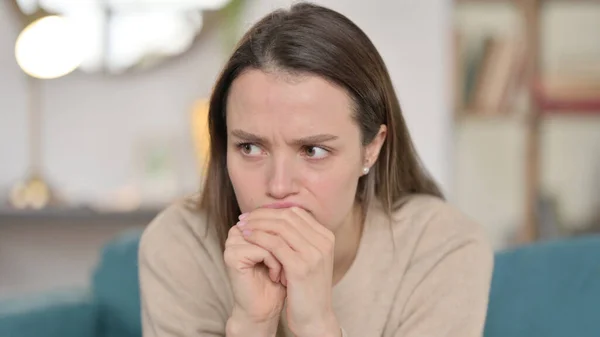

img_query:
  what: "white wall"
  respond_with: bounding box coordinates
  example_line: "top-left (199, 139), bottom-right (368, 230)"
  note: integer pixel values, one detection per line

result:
top-left (0, 0), bottom-right (453, 297)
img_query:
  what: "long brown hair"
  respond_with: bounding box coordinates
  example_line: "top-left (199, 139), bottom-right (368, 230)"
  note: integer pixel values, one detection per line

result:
top-left (198, 2), bottom-right (443, 249)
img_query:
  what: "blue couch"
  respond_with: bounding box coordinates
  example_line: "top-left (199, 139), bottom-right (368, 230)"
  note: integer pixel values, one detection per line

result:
top-left (0, 230), bottom-right (143, 337)
top-left (1, 230), bottom-right (599, 337)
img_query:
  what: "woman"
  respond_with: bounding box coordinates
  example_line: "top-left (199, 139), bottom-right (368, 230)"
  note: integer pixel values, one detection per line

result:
top-left (139, 3), bottom-right (493, 337)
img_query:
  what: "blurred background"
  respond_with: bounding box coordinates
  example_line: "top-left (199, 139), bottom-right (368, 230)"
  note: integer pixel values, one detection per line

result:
top-left (0, 0), bottom-right (598, 314)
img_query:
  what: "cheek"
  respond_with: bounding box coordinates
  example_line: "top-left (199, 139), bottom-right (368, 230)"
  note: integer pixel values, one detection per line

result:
top-left (305, 167), bottom-right (359, 228)
top-left (227, 153), bottom-right (261, 212)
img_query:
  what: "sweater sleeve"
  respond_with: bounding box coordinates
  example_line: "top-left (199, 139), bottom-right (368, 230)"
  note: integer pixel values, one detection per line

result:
top-left (139, 206), bottom-right (230, 337)
top-left (394, 204), bottom-right (494, 337)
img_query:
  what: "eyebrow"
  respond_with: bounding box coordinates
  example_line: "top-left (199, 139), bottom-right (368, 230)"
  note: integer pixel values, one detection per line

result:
top-left (230, 129), bottom-right (338, 146)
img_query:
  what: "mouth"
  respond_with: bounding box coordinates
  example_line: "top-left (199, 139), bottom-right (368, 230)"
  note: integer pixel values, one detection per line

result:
top-left (261, 202), bottom-right (310, 213)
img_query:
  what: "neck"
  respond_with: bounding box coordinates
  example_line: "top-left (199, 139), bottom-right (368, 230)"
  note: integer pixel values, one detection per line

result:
top-left (332, 202), bottom-right (364, 285)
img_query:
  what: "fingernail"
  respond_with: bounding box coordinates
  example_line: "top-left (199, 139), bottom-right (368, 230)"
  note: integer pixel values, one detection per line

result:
top-left (237, 220), bottom-right (247, 227)
top-left (238, 213), bottom-right (249, 220)
top-left (242, 229), bottom-right (252, 237)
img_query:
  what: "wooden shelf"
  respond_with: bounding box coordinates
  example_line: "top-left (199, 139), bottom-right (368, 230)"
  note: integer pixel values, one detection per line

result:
top-left (457, 109), bottom-right (524, 117)
top-left (542, 110), bottom-right (600, 116)
top-left (0, 207), bottom-right (162, 223)
top-left (455, 114), bottom-right (524, 124)
top-left (456, 0), bottom-right (600, 3)
top-left (455, 110), bottom-right (600, 122)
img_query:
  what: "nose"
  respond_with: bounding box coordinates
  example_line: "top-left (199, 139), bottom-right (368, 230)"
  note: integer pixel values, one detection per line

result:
top-left (266, 154), bottom-right (299, 200)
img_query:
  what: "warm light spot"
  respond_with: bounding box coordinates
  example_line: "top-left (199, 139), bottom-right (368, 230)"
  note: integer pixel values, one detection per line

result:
top-left (191, 99), bottom-right (211, 174)
top-left (15, 15), bottom-right (84, 79)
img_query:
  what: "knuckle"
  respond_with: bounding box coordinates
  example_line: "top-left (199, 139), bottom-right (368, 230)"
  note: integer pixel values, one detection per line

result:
top-left (274, 239), bottom-right (287, 254)
top-left (227, 225), bottom-right (239, 237)
top-left (324, 237), bottom-right (335, 253)
top-left (323, 245), bottom-right (334, 257)
top-left (225, 231), bottom-right (243, 247)
top-left (326, 231), bottom-right (335, 242)
top-left (223, 248), bottom-right (236, 266)
top-left (309, 249), bottom-right (324, 265)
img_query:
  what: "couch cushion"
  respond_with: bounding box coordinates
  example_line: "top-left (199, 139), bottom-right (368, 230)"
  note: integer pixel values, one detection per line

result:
top-left (484, 235), bottom-right (600, 337)
top-left (92, 229), bottom-right (143, 337)
top-left (0, 288), bottom-right (97, 337)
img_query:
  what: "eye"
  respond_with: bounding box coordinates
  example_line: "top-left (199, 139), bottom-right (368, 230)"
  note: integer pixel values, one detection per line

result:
top-left (237, 143), bottom-right (263, 156)
top-left (303, 146), bottom-right (329, 159)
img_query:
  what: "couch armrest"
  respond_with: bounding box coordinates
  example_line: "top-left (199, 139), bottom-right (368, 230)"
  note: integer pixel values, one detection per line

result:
top-left (0, 288), bottom-right (98, 337)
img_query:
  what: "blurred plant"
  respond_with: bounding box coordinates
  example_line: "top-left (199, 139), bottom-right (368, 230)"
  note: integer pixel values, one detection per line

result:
top-left (219, 0), bottom-right (246, 54)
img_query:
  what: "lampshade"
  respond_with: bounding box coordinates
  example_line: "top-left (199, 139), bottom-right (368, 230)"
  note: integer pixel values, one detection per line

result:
top-left (15, 15), bottom-right (83, 79)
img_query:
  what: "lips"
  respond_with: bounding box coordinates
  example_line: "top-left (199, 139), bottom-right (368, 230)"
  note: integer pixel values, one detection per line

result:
top-left (259, 202), bottom-right (314, 217)
top-left (261, 202), bottom-right (313, 214)
top-left (262, 202), bottom-right (303, 210)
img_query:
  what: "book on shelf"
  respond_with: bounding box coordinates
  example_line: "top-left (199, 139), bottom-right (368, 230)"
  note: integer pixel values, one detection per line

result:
top-left (454, 32), bottom-right (527, 117)
top-left (455, 32), bottom-right (600, 117)
top-left (534, 72), bottom-right (600, 113)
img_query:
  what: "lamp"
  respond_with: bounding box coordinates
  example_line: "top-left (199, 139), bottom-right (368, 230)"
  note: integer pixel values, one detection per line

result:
top-left (9, 5), bottom-right (83, 209)
top-left (6, 0), bottom-right (245, 209)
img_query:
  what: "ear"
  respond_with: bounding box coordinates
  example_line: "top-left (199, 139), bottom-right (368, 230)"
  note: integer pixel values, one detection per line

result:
top-left (363, 125), bottom-right (387, 172)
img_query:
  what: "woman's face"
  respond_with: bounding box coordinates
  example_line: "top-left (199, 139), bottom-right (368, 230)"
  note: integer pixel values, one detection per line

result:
top-left (226, 69), bottom-right (384, 233)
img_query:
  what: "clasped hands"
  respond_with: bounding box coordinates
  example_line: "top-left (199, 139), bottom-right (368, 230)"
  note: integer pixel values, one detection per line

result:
top-left (224, 206), bottom-right (341, 337)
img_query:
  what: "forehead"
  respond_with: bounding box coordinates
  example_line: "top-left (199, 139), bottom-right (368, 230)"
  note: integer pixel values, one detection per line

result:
top-left (226, 69), bottom-right (356, 132)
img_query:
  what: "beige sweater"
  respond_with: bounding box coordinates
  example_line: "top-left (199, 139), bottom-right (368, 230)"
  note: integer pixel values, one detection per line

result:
top-left (139, 195), bottom-right (494, 337)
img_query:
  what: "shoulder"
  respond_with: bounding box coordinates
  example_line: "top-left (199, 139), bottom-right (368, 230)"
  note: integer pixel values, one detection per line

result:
top-left (137, 197), bottom-right (234, 327)
top-left (389, 194), bottom-right (493, 267)
top-left (391, 194), bottom-right (490, 243)
top-left (139, 195), bottom-right (221, 262)
top-left (381, 196), bottom-right (494, 335)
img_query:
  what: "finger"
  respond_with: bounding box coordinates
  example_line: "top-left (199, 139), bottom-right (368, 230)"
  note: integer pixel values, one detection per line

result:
top-left (280, 269), bottom-right (287, 287)
top-left (282, 209), bottom-right (335, 265)
top-left (243, 208), bottom-right (327, 249)
top-left (226, 226), bottom-right (247, 247)
top-left (284, 208), bottom-right (334, 254)
top-left (224, 243), bottom-right (282, 283)
top-left (262, 249), bottom-right (283, 283)
top-left (227, 226), bottom-right (282, 282)
top-left (288, 207), bottom-right (335, 244)
top-left (238, 218), bottom-right (312, 254)
top-left (242, 229), bottom-right (298, 269)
